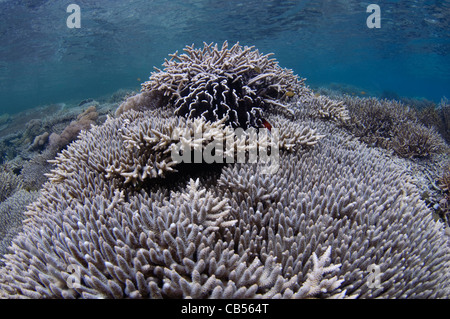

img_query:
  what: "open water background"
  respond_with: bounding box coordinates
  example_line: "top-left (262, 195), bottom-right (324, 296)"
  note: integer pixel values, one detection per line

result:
top-left (0, 0), bottom-right (449, 114)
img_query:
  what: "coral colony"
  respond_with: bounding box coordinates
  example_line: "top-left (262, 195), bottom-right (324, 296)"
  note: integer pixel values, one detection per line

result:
top-left (139, 41), bottom-right (304, 128)
top-left (0, 42), bottom-right (449, 299)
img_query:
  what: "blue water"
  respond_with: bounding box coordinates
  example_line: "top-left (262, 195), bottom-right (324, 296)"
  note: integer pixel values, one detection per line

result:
top-left (1, 0), bottom-right (449, 114)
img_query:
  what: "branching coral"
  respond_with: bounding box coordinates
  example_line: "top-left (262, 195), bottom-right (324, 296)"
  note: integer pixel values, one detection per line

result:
top-left (0, 189), bottom-right (40, 265)
top-left (132, 41), bottom-right (308, 128)
top-left (46, 110), bottom-right (324, 187)
top-left (0, 107), bottom-right (449, 299)
top-left (391, 122), bottom-right (446, 158)
top-left (0, 166), bottom-right (40, 265)
top-left (340, 96), bottom-right (447, 158)
top-left (297, 94), bottom-right (350, 124)
top-left (437, 97), bottom-right (450, 143)
top-left (439, 164), bottom-right (450, 195)
top-left (0, 170), bottom-right (22, 202)
top-left (438, 163), bottom-right (450, 224)
top-left (19, 149), bottom-right (55, 191)
top-left (294, 246), bottom-right (345, 298)
top-left (0, 43), bottom-right (449, 300)
top-left (342, 97), bottom-right (413, 148)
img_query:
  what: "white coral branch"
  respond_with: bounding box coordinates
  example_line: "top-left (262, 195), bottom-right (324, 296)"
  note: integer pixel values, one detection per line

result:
top-left (293, 246), bottom-right (345, 298)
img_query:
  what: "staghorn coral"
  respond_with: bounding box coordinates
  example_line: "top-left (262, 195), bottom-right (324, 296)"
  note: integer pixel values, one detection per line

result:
top-left (417, 100), bottom-right (450, 145)
top-left (18, 108), bottom-right (101, 191)
top-left (342, 96), bottom-right (414, 148)
top-left (0, 40), bottom-right (449, 299)
top-left (0, 104), bottom-right (449, 299)
top-left (19, 149), bottom-right (56, 191)
top-left (439, 164), bottom-right (450, 195)
top-left (133, 41), bottom-right (308, 128)
top-left (0, 162), bottom-right (40, 266)
top-left (391, 122), bottom-right (446, 158)
top-left (417, 104), bottom-right (441, 130)
top-left (339, 96), bottom-right (447, 158)
top-left (46, 109), bottom-right (324, 187)
top-left (1, 156), bottom-right (24, 175)
top-left (218, 127), bottom-right (450, 299)
top-left (297, 93), bottom-right (350, 124)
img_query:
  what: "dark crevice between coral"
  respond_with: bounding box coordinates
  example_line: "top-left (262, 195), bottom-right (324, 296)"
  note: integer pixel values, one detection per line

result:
top-left (174, 75), bottom-right (266, 129)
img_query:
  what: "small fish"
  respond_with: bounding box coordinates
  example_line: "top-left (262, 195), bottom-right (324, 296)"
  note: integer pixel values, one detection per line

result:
top-left (285, 91), bottom-right (295, 97)
top-left (314, 92), bottom-right (320, 97)
top-left (254, 66), bottom-right (262, 73)
top-left (137, 78), bottom-right (141, 81)
top-left (260, 118), bottom-right (272, 131)
top-left (360, 91), bottom-right (366, 95)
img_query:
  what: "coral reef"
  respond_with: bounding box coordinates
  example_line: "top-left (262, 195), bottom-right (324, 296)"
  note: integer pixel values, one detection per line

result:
top-left (340, 96), bottom-right (447, 158)
top-left (438, 163), bottom-right (450, 225)
top-left (0, 43), bottom-right (449, 300)
top-left (0, 170), bottom-right (22, 202)
top-left (342, 97), bottom-right (413, 148)
top-left (47, 109), bottom-right (324, 187)
top-left (0, 105), bottom-right (449, 298)
top-left (0, 100), bottom-right (120, 192)
top-left (0, 102), bottom-right (119, 268)
top-left (297, 93), bottom-right (350, 124)
top-left (0, 189), bottom-right (40, 265)
top-left (115, 91), bottom-right (168, 117)
top-left (391, 122), bottom-right (446, 158)
top-left (0, 164), bottom-right (40, 265)
top-left (19, 150), bottom-right (55, 191)
top-left (130, 41), bottom-right (308, 128)
top-left (437, 98), bottom-right (450, 143)
top-left (300, 92), bottom-right (448, 222)
top-left (47, 105), bottom-right (99, 152)
top-left (413, 98), bottom-right (450, 145)
top-left (439, 164), bottom-right (450, 195)
top-left (0, 101), bottom-right (115, 167)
